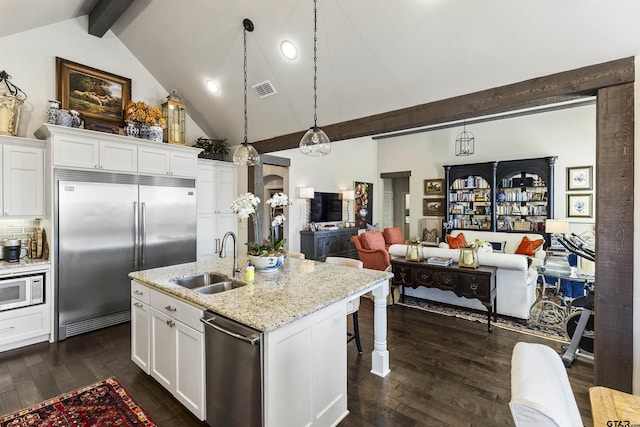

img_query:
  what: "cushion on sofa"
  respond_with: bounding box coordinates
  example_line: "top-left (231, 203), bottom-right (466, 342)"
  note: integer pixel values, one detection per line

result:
top-left (446, 232), bottom-right (466, 249)
top-left (515, 236), bottom-right (544, 256)
top-left (383, 227), bottom-right (404, 246)
top-left (360, 230), bottom-right (386, 250)
top-left (489, 241), bottom-right (507, 253)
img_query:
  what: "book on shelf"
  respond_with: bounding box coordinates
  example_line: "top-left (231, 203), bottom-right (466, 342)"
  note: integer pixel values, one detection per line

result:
top-left (427, 256), bottom-right (454, 266)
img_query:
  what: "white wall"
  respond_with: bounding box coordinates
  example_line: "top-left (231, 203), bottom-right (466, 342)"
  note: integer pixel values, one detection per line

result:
top-left (0, 16), bottom-right (206, 142)
top-left (377, 103), bottom-right (597, 239)
top-left (271, 136), bottom-right (379, 252)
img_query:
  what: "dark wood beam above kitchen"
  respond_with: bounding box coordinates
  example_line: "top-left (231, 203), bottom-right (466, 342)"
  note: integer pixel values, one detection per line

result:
top-left (89, 0), bottom-right (134, 37)
top-left (251, 57), bottom-right (633, 154)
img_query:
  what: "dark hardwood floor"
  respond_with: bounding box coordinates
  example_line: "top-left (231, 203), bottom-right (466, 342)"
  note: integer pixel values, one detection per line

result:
top-left (0, 299), bottom-right (593, 426)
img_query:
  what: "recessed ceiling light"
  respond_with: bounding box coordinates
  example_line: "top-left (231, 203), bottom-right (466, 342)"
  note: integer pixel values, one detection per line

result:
top-left (206, 80), bottom-right (220, 94)
top-left (280, 40), bottom-right (298, 60)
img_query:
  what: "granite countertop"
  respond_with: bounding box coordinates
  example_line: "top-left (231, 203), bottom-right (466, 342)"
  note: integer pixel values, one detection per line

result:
top-left (0, 258), bottom-right (51, 272)
top-left (129, 256), bottom-right (393, 332)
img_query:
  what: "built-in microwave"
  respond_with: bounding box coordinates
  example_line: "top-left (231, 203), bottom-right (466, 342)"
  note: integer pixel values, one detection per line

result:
top-left (0, 273), bottom-right (44, 312)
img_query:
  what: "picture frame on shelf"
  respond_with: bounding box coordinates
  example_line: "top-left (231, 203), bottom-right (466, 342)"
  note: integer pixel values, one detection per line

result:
top-left (56, 57), bottom-right (131, 127)
top-left (424, 178), bottom-right (444, 195)
top-left (566, 165), bottom-right (593, 191)
top-left (423, 198), bottom-right (445, 216)
top-left (567, 193), bottom-right (593, 218)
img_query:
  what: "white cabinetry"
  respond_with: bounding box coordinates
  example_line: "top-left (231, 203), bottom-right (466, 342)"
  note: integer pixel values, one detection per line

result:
top-left (36, 124), bottom-right (201, 178)
top-left (131, 282), bottom-right (205, 420)
top-left (138, 145), bottom-right (198, 177)
top-left (197, 159), bottom-right (237, 260)
top-left (2, 141), bottom-right (44, 216)
top-left (0, 266), bottom-right (52, 352)
top-left (130, 281), bottom-right (151, 374)
top-left (263, 301), bottom-right (348, 427)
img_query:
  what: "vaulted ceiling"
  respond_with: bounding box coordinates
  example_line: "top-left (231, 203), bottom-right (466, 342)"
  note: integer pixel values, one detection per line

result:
top-left (4, 0), bottom-right (640, 150)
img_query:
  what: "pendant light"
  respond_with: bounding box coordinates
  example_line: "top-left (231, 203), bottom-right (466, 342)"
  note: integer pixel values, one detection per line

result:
top-left (299, 0), bottom-right (331, 156)
top-left (455, 120), bottom-right (475, 156)
top-left (233, 18), bottom-right (260, 166)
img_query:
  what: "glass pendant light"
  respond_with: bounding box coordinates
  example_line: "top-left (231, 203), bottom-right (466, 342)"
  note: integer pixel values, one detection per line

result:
top-left (233, 18), bottom-right (260, 166)
top-left (299, 0), bottom-right (331, 156)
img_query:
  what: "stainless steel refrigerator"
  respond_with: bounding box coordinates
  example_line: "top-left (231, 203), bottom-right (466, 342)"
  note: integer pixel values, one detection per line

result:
top-left (55, 170), bottom-right (196, 340)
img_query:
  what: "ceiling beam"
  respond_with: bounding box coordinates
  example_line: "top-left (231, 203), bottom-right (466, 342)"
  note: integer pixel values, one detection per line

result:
top-left (89, 0), bottom-right (134, 37)
top-left (251, 56), bottom-right (634, 154)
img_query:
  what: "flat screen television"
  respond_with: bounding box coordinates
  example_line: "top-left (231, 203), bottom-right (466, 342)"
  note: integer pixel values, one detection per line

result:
top-left (310, 192), bottom-right (342, 222)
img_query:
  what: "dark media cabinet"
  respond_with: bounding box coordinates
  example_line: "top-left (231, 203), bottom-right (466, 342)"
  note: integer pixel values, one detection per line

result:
top-left (300, 228), bottom-right (359, 261)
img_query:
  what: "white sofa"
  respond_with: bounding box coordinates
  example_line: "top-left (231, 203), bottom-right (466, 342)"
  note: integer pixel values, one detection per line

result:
top-left (388, 230), bottom-right (546, 320)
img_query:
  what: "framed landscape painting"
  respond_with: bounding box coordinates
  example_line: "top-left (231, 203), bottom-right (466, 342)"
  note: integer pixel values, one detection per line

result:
top-left (424, 178), bottom-right (444, 195)
top-left (423, 198), bottom-right (445, 216)
top-left (566, 166), bottom-right (593, 191)
top-left (56, 57), bottom-right (131, 126)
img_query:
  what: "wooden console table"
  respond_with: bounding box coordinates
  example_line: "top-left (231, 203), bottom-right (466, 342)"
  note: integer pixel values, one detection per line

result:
top-left (391, 258), bottom-right (497, 332)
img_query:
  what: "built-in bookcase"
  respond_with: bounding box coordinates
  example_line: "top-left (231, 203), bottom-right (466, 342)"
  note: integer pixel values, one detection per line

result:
top-left (444, 157), bottom-right (556, 234)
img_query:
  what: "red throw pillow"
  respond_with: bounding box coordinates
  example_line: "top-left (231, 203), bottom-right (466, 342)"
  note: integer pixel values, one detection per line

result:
top-left (515, 236), bottom-right (544, 256)
top-left (446, 233), bottom-right (466, 249)
top-left (360, 231), bottom-right (386, 250)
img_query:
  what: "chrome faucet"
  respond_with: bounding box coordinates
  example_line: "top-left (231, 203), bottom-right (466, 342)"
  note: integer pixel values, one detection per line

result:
top-left (219, 231), bottom-right (240, 278)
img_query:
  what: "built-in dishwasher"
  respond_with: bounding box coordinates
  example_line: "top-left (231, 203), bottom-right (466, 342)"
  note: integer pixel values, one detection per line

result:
top-left (201, 311), bottom-right (263, 426)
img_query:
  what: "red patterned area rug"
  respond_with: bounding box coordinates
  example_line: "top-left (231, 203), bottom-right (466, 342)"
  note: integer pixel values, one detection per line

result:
top-left (0, 377), bottom-right (156, 427)
top-left (397, 295), bottom-right (570, 343)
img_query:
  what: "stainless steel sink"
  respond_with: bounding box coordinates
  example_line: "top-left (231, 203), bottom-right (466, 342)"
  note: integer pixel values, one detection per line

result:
top-left (194, 281), bottom-right (245, 294)
top-left (173, 272), bottom-right (230, 289)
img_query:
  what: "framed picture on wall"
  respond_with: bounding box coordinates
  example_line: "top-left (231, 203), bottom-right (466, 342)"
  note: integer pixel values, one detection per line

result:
top-left (424, 178), bottom-right (444, 195)
top-left (56, 57), bottom-right (131, 126)
top-left (567, 193), bottom-right (593, 218)
top-left (423, 198), bottom-right (445, 216)
top-left (354, 182), bottom-right (373, 229)
top-left (566, 166), bottom-right (593, 191)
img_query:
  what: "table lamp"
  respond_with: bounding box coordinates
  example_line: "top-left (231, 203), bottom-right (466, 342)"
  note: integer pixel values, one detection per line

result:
top-left (545, 219), bottom-right (569, 248)
top-left (298, 187), bottom-right (315, 229)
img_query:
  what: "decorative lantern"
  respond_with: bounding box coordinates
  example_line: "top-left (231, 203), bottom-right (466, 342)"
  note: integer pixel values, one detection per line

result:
top-left (0, 71), bottom-right (27, 136)
top-left (458, 244), bottom-right (479, 269)
top-left (162, 89), bottom-right (186, 145)
top-left (405, 240), bottom-right (422, 262)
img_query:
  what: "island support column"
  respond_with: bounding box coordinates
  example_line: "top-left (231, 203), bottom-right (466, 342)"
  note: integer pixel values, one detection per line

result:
top-left (370, 279), bottom-right (390, 377)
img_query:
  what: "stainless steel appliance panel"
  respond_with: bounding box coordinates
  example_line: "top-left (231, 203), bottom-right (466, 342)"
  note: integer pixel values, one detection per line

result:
top-left (202, 312), bottom-right (263, 427)
top-left (58, 181), bottom-right (138, 330)
top-left (139, 185), bottom-right (196, 270)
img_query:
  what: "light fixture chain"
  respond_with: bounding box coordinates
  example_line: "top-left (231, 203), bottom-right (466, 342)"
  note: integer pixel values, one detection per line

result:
top-left (313, 0), bottom-right (318, 128)
top-left (243, 26), bottom-right (248, 144)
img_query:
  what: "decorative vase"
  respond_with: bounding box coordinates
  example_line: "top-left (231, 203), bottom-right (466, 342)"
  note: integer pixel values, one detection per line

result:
top-left (124, 121), bottom-right (139, 137)
top-left (138, 123), bottom-right (149, 139)
top-left (55, 109), bottom-right (72, 127)
top-left (70, 110), bottom-right (82, 128)
top-left (248, 254), bottom-right (286, 272)
top-left (47, 100), bottom-right (60, 125)
top-left (148, 125), bottom-right (163, 142)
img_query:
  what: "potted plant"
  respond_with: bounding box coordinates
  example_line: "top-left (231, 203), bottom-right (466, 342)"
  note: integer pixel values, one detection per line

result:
top-left (195, 137), bottom-right (229, 160)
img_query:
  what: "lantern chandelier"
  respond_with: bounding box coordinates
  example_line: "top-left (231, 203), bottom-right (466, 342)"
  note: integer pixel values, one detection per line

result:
top-left (299, 0), bottom-right (331, 157)
top-left (232, 18), bottom-right (260, 166)
top-left (455, 120), bottom-right (475, 156)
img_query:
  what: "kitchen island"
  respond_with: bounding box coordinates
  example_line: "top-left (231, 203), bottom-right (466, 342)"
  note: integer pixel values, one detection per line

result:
top-left (129, 256), bottom-right (393, 426)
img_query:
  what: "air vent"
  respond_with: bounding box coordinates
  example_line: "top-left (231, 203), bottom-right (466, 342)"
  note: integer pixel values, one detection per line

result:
top-left (252, 80), bottom-right (277, 98)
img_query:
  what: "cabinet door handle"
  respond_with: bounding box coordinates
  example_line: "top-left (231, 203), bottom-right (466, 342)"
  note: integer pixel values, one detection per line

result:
top-left (0, 326), bottom-right (15, 333)
top-left (133, 290), bottom-right (143, 295)
top-left (133, 302), bottom-right (145, 309)
top-left (164, 305), bottom-right (177, 312)
top-left (166, 320), bottom-right (175, 327)
top-left (94, 165), bottom-right (99, 169)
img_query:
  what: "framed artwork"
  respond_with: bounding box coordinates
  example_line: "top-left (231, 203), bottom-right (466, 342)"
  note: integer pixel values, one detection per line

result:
top-left (423, 197), bottom-right (445, 216)
top-left (567, 193), bottom-right (593, 218)
top-left (566, 166), bottom-right (593, 191)
top-left (354, 182), bottom-right (373, 229)
top-left (56, 57), bottom-right (131, 126)
top-left (424, 178), bottom-right (444, 195)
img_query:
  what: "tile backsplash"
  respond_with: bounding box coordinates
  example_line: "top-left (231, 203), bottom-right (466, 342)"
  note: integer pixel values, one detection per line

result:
top-left (0, 218), bottom-right (41, 244)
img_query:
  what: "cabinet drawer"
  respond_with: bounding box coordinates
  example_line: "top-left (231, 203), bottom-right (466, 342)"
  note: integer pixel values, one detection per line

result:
top-left (131, 281), bottom-right (151, 304)
top-left (392, 264), bottom-right (414, 287)
top-left (0, 308), bottom-right (48, 345)
top-left (150, 289), bottom-right (203, 331)
top-left (457, 273), bottom-right (491, 301)
top-left (414, 267), bottom-right (436, 288)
